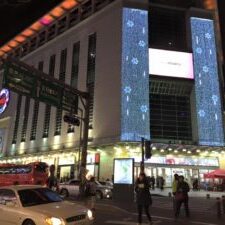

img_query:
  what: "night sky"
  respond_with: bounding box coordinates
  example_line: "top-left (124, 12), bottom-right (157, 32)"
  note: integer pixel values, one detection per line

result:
top-left (0, 0), bottom-right (225, 63)
top-left (0, 0), bottom-right (63, 46)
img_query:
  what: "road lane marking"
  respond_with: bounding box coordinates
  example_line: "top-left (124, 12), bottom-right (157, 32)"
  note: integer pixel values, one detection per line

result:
top-left (105, 220), bottom-right (161, 225)
top-left (97, 203), bottom-right (219, 225)
top-left (191, 222), bottom-right (218, 225)
top-left (132, 214), bottom-right (218, 225)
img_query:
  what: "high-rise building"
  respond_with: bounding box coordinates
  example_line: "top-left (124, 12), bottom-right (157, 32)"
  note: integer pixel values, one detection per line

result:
top-left (0, 0), bottom-right (224, 186)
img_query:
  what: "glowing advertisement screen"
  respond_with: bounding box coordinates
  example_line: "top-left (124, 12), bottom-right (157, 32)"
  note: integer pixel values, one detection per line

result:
top-left (121, 8), bottom-right (150, 141)
top-left (149, 48), bottom-right (194, 79)
top-left (191, 17), bottom-right (224, 146)
top-left (114, 158), bottom-right (134, 184)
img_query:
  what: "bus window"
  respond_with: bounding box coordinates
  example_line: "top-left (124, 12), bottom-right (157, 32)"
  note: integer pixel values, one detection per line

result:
top-left (0, 162), bottom-right (49, 186)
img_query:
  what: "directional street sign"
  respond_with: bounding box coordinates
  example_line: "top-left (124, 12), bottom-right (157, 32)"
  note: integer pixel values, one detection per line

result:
top-left (3, 60), bottom-right (37, 98)
top-left (62, 89), bottom-right (79, 113)
top-left (2, 58), bottom-right (81, 113)
top-left (1, 57), bottom-right (90, 185)
top-left (38, 79), bottom-right (63, 108)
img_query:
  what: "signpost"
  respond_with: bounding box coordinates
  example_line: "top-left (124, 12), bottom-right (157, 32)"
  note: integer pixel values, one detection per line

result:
top-left (1, 57), bottom-right (90, 187)
top-left (3, 60), bottom-right (37, 98)
top-left (2, 58), bottom-right (80, 112)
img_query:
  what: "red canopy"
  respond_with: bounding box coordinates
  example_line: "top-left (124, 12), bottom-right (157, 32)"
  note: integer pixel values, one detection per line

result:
top-left (204, 169), bottom-right (225, 179)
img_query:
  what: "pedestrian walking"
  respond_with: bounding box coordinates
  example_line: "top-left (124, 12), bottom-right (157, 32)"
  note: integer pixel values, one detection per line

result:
top-left (192, 178), bottom-right (199, 191)
top-left (135, 173), bottom-right (153, 225)
top-left (46, 164), bottom-right (59, 192)
top-left (172, 174), bottom-right (179, 212)
top-left (159, 176), bottom-right (164, 191)
top-left (152, 176), bottom-right (155, 190)
top-left (85, 176), bottom-right (97, 217)
top-left (174, 175), bottom-right (190, 219)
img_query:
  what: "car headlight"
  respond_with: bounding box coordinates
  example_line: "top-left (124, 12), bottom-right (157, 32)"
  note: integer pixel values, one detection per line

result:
top-left (104, 189), bottom-right (110, 193)
top-left (87, 209), bottom-right (93, 220)
top-left (45, 217), bottom-right (65, 225)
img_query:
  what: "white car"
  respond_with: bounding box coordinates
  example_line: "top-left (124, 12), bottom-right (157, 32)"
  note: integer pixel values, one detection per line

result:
top-left (0, 185), bottom-right (93, 225)
top-left (59, 180), bottom-right (112, 199)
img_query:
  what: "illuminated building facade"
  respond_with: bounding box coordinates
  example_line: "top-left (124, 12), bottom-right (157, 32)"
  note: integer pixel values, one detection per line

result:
top-left (0, 0), bottom-right (225, 185)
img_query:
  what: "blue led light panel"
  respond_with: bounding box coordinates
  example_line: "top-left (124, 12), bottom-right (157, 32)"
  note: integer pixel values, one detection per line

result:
top-left (121, 8), bottom-right (150, 141)
top-left (191, 17), bottom-right (224, 146)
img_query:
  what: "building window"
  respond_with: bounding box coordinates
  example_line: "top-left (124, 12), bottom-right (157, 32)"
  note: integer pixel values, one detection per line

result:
top-left (21, 97), bottom-right (30, 142)
top-left (150, 94), bottom-right (192, 141)
top-left (55, 49), bottom-right (67, 136)
top-left (12, 95), bottom-right (22, 144)
top-left (43, 55), bottom-right (55, 138)
top-left (87, 33), bottom-right (96, 126)
top-left (149, 7), bottom-right (187, 51)
top-left (30, 61), bottom-right (43, 140)
top-left (71, 42), bottom-right (80, 88)
top-left (68, 42), bottom-right (80, 133)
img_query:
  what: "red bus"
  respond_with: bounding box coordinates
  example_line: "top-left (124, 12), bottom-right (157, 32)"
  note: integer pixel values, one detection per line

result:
top-left (0, 162), bottom-right (49, 186)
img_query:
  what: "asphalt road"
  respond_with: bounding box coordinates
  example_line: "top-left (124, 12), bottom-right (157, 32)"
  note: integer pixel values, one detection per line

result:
top-left (90, 196), bottom-right (225, 225)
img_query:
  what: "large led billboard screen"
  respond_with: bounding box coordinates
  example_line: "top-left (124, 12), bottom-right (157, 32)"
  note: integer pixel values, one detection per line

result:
top-left (149, 48), bottom-right (194, 79)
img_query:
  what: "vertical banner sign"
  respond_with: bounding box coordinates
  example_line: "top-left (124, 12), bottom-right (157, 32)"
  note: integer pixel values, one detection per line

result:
top-left (191, 17), bottom-right (224, 146)
top-left (121, 8), bottom-right (150, 141)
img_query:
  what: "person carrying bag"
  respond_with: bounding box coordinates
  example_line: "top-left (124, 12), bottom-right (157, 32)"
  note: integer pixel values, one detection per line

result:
top-left (174, 175), bottom-right (190, 218)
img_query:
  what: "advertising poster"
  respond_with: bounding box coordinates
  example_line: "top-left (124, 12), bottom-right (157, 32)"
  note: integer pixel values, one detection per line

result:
top-left (114, 158), bottom-right (134, 184)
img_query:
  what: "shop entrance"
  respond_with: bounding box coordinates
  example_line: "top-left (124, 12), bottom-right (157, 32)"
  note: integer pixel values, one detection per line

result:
top-left (134, 164), bottom-right (216, 187)
top-left (57, 164), bottom-right (75, 182)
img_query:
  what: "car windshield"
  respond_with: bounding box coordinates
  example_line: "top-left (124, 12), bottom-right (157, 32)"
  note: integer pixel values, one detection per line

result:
top-left (18, 188), bottom-right (63, 207)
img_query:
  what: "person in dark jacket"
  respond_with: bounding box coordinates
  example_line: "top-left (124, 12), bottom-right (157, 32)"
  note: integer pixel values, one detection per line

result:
top-left (47, 164), bottom-right (58, 192)
top-left (174, 175), bottom-right (190, 218)
top-left (135, 173), bottom-right (153, 225)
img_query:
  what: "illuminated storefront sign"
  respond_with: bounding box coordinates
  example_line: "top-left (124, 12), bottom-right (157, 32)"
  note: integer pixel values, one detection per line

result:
top-left (121, 8), bottom-right (150, 141)
top-left (0, 89), bottom-right (10, 114)
top-left (134, 155), bottom-right (219, 167)
top-left (190, 17), bottom-right (224, 146)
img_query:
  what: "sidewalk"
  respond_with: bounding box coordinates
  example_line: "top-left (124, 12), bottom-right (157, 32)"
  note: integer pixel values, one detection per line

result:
top-left (151, 187), bottom-right (225, 198)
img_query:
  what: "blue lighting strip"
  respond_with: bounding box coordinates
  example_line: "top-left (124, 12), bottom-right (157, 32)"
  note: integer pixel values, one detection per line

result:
top-left (121, 8), bottom-right (150, 141)
top-left (191, 17), bottom-right (224, 146)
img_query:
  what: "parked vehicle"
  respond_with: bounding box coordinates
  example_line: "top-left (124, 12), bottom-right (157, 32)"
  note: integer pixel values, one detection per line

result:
top-left (59, 179), bottom-right (113, 199)
top-left (98, 180), bottom-right (113, 187)
top-left (0, 185), bottom-right (93, 225)
top-left (0, 162), bottom-right (48, 186)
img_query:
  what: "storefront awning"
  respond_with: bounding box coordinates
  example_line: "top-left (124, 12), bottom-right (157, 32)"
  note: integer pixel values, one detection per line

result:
top-left (204, 169), bottom-right (225, 179)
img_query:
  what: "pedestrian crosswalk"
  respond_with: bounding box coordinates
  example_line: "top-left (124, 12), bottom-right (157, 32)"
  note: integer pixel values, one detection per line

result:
top-left (105, 220), bottom-right (162, 224)
top-left (152, 197), bottom-right (217, 214)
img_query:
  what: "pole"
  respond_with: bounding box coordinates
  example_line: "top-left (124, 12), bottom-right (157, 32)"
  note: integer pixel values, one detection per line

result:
top-left (222, 195), bottom-right (225, 214)
top-left (79, 93), bottom-right (90, 195)
top-left (216, 197), bottom-right (222, 219)
top-left (140, 137), bottom-right (145, 173)
top-left (77, 108), bottom-right (83, 178)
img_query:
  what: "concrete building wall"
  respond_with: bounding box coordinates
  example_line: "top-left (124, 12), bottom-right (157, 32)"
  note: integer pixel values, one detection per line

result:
top-left (0, 1), bottom-right (123, 156)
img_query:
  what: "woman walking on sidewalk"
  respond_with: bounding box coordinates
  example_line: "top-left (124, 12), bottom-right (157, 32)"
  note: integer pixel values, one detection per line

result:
top-left (174, 175), bottom-right (190, 219)
top-left (135, 173), bottom-right (153, 225)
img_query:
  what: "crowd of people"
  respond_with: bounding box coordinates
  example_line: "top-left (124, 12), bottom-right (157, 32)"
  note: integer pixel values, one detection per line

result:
top-left (147, 175), bottom-right (165, 190)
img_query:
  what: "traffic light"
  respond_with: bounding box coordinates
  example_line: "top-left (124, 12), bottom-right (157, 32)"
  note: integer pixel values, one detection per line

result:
top-left (63, 115), bottom-right (80, 126)
top-left (145, 140), bottom-right (152, 159)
